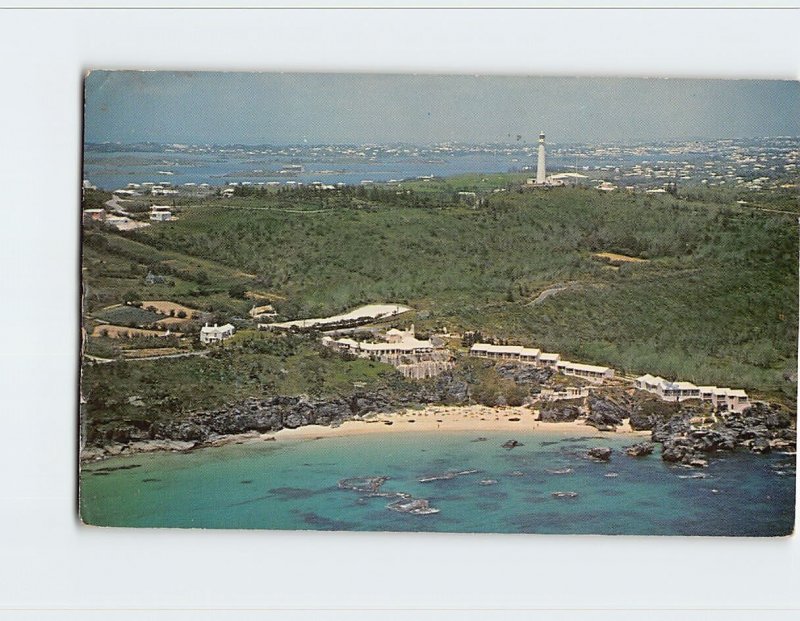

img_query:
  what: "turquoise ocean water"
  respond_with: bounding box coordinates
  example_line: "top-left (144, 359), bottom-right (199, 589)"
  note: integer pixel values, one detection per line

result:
top-left (80, 431), bottom-right (795, 536)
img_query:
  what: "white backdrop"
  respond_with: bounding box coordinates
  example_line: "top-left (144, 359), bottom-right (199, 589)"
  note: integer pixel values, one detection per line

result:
top-left (0, 4), bottom-right (798, 620)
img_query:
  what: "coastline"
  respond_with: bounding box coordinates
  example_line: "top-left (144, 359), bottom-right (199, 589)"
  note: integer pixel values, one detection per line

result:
top-left (80, 404), bottom-right (649, 462)
top-left (270, 404), bottom-right (647, 441)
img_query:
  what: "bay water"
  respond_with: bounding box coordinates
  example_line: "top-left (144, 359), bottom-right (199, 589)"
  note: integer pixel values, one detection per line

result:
top-left (80, 430), bottom-right (795, 536)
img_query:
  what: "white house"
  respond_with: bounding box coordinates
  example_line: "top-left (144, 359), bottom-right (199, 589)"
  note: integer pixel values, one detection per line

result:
top-left (150, 206), bottom-right (172, 222)
top-left (200, 323), bottom-right (235, 344)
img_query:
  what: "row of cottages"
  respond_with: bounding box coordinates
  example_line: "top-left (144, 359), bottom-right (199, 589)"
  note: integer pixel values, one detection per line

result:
top-left (634, 374), bottom-right (750, 413)
top-left (469, 343), bottom-right (614, 383)
top-left (200, 323), bottom-right (235, 344)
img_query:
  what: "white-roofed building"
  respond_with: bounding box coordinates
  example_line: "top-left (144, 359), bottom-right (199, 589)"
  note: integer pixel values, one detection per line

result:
top-left (557, 361), bottom-right (614, 382)
top-left (519, 347), bottom-right (541, 363)
top-left (537, 352), bottom-right (561, 368)
top-left (636, 375), bottom-right (750, 413)
top-left (469, 344), bottom-right (525, 360)
top-left (149, 205), bottom-right (173, 222)
top-left (200, 323), bottom-right (235, 344)
top-left (328, 325), bottom-right (434, 358)
top-left (324, 325), bottom-right (450, 379)
top-left (634, 374), bottom-right (661, 392)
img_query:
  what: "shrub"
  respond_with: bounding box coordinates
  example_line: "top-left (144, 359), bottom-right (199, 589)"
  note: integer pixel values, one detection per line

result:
top-left (504, 382), bottom-right (528, 407)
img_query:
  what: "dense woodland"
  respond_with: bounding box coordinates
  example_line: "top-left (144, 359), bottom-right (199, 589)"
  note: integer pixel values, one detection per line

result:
top-left (82, 180), bottom-right (799, 427)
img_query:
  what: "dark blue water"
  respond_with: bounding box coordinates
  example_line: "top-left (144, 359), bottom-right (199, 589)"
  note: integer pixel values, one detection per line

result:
top-left (80, 431), bottom-right (795, 536)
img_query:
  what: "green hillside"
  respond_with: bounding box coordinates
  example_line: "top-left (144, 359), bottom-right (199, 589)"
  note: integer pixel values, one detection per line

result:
top-left (83, 183), bottom-right (798, 405)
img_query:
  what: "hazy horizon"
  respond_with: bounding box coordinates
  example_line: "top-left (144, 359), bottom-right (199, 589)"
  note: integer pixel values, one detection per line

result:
top-left (84, 71), bottom-right (800, 146)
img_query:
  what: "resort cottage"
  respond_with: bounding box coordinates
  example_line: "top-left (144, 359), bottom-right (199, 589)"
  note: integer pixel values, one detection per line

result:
top-left (200, 323), bottom-right (235, 344)
top-left (635, 374), bottom-right (750, 413)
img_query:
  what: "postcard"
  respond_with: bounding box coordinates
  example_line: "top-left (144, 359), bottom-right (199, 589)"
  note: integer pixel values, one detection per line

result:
top-left (79, 71), bottom-right (797, 535)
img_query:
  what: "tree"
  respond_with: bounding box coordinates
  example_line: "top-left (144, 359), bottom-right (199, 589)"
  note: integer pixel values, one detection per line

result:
top-left (228, 283), bottom-right (248, 299)
top-left (123, 290), bottom-right (141, 305)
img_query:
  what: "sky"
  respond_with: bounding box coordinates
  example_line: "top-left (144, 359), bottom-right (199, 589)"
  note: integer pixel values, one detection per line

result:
top-left (84, 71), bottom-right (800, 145)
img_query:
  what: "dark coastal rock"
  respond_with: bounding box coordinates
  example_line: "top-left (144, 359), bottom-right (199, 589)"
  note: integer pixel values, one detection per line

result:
top-left (150, 420), bottom-right (209, 443)
top-left (630, 399), bottom-right (682, 431)
top-left (624, 442), bottom-right (655, 457)
top-left (283, 413), bottom-right (309, 429)
top-left (682, 454), bottom-right (708, 468)
top-left (662, 446), bottom-right (687, 462)
top-left (749, 438), bottom-right (772, 454)
top-left (110, 424), bottom-right (149, 444)
top-left (651, 415), bottom-right (692, 444)
top-left (501, 439), bottom-right (524, 450)
top-left (587, 447), bottom-right (612, 461)
top-left (585, 395), bottom-right (628, 430)
top-left (539, 402), bottom-right (581, 423)
top-left (428, 373), bottom-right (470, 404)
top-left (687, 429), bottom-right (736, 453)
top-left (495, 362), bottom-right (553, 386)
top-left (770, 436), bottom-right (797, 452)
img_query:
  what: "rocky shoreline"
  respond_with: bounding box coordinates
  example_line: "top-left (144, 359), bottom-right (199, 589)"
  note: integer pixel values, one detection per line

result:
top-left (81, 374), bottom-right (471, 462)
top-left (81, 368), bottom-right (796, 466)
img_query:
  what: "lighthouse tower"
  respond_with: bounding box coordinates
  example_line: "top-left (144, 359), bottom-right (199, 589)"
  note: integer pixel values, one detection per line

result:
top-left (536, 132), bottom-right (547, 185)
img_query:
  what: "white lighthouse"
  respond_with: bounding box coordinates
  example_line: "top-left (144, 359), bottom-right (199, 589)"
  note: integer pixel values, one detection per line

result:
top-left (536, 132), bottom-right (547, 185)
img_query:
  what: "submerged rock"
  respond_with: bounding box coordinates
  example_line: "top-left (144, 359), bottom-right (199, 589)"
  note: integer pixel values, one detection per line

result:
top-left (624, 442), bottom-right (655, 457)
top-left (338, 476), bottom-right (389, 493)
top-left (501, 439), bottom-right (524, 450)
top-left (387, 498), bottom-right (440, 515)
top-left (418, 469), bottom-right (479, 483)
top-left (587, 447), bottom-right (613, 461)
top-left (684, 456), bottom-right (708, 468)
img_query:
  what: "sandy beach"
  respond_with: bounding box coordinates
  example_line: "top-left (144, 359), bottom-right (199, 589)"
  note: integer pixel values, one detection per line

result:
top-left (269, 404), bottom-right (648, 442)
top-left (81, 404), bottom-right (649, 462)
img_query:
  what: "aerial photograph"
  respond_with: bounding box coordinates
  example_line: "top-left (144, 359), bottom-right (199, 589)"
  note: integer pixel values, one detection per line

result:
top-left (79, 71), bottom-right (798, 535)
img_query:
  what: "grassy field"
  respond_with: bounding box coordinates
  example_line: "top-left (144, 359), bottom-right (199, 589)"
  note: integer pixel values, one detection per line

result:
top-left (82, 181), bottom-right (798, 427)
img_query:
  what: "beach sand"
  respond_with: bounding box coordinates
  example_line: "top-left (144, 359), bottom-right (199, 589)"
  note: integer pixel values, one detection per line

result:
top-left (82, 405), bottom-right (649, 462)
top-left (270, 404), bottom-right (647, 442)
